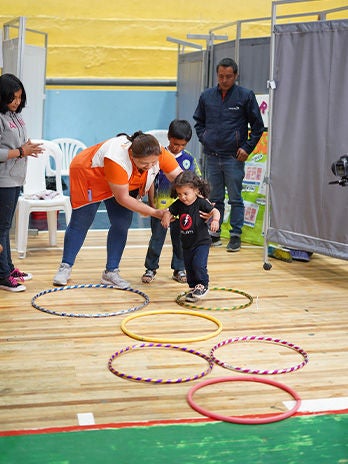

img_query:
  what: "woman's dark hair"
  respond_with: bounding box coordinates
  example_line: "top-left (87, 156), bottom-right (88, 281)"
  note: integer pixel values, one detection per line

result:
top-left (116, 131), bottom-right (161, 157)
top-left (168, 119), bottom-right (192, 142)
top-left (170, 170), bottom-right (211, 199)
top-left (0, 73), bottom-right (26, 114)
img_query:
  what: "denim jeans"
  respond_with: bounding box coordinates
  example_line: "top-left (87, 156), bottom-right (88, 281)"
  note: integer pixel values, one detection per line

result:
top-left (62, 197), bottom-right (133, 271)
top-left (0, 187), bottom-right (21, 278)
top-left (144, 217), bottom-right (184, 271)
top-left (145, 217), bottom-right (185, 271)
top-left (183, 244), bottom-right (210, 288)
top-left (206, 154), bottom-right (245, 237)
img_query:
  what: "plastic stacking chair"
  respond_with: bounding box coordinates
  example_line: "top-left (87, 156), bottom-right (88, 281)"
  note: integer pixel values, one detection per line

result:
top-left (51, 137), bottom-right (87, 176)
top-left (146, 130), bottom-right (168, 147)
top-left (15, 139), bottom-right (72, 259)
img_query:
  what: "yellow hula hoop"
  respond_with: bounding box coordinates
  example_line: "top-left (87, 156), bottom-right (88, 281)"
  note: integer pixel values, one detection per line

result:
top-left (121, 309), bottom-right (223, 343)
top-left (176, 287), bottom-right (253, 311)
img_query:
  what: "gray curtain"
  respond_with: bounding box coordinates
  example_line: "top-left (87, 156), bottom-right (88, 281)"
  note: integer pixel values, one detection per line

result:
top-left (267, 20), bottom-right (348, 260)
top-left (176, 50), bottom-right (206, 164)
top-left (212, 37), bottom-right (270, 93)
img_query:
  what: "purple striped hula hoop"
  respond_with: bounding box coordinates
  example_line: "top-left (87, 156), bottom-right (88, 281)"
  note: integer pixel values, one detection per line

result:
top-left (108, 342), bottom-right (214, 384)
top-left (210, 335), bottom-right (309, 375)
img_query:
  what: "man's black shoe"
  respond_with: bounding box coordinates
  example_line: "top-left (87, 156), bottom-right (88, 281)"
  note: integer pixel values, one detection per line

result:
top-left (226, 236), bottom-right (241, 252)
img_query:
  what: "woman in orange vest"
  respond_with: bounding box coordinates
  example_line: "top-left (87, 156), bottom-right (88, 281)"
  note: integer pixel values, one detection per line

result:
top-left (53, 131), bottom-right (182, 287)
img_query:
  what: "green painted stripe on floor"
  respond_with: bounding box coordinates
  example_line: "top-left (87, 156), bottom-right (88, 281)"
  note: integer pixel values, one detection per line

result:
top-left (0, 414), bottom-right (347, 464)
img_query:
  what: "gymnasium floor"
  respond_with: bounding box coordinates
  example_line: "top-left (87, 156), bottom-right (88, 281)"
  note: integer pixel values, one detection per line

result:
top-left (2, 212), bottom-right (348, 464)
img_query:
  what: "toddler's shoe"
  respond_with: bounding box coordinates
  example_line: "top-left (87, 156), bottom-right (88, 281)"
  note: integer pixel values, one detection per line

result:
top-left (185, 284), bottom-right (209, 302)
top-left (191, 284), bottom-right (209, 299)
top-left (185, 291), bottom-right (197, 303)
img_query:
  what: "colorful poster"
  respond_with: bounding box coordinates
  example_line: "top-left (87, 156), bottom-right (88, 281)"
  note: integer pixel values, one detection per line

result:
top-left (221, 131), bottom-right (268, 246)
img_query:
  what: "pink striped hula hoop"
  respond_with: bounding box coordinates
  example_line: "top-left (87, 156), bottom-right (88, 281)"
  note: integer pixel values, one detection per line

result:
top-left (210, 335), bottom-right (309, 375)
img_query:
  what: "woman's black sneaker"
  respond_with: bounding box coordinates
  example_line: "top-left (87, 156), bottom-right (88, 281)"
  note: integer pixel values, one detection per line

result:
top-left (0, 276), bottom-right (26, 292)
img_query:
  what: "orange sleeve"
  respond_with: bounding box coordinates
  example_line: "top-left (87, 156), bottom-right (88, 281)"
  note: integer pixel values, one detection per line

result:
top-left (159, 147), bottom-right (180, 172)
top-left (104, 157), bottom-right (128, 185)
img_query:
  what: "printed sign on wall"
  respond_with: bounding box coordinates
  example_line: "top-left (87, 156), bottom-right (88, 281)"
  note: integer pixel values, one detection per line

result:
top-left (221, 130), bottom-right (268, 246)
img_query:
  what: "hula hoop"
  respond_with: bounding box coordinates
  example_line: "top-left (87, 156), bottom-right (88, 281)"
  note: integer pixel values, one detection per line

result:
top-left (187, 376), bottom-right (301, 424)
top-left (121, 309), bottom-right (223, 343)
top-left (31, 284), bottom-right (149, 318)
top-left (210, 335), bottom-right (309, 375)
top-left (108, 342), bottom-right (214, 384)
top-left (176, 287), bottom-right (253, 311)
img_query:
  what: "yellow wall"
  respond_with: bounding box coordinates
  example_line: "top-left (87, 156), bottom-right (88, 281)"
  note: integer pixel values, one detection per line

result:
top-left (1, 0), bottom-right (347, 79)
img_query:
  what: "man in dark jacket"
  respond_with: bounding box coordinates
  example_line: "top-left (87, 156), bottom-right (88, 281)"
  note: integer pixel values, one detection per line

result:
top-left (193, 57), bottom-right (264, 252)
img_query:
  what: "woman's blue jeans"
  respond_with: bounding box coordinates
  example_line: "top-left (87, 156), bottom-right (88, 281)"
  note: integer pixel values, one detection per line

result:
top-left (206, 154), bottom-right (245, 237)
top-left (0, 186), bottom-right (21, 278)
top-left (62, 197), bottom-right (133, 271)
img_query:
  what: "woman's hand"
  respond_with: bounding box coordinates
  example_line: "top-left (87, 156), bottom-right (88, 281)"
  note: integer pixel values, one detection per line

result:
top-left (199, 210), bottom-right (213, 222)
top-left (22, 139), bottom-right (44, 158)
top-left (160, 210), bottom-right (173, 228)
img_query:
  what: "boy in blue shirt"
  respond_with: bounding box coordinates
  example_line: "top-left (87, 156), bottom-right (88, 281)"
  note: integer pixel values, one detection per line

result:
top-left (142, 119), bottom-right (200, 283)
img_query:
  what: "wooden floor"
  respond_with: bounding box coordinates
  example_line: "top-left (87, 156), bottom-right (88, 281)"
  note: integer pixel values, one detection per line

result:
top-left (1, 229), bottom-right (347, 431)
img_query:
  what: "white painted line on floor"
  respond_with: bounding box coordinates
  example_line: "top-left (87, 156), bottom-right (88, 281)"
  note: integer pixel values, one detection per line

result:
top-left (77, 412), bottom-right (96, 425)
top-left (284, 397), bottom-right (348, 412)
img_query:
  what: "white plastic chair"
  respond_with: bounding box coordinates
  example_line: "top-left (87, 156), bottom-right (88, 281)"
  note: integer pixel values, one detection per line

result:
top-left (146, 130), bottom-right (168, 147)
top-left (15, 139), bottom-right (72, 259)
top-left (51, 138), bottom-right (87, 176)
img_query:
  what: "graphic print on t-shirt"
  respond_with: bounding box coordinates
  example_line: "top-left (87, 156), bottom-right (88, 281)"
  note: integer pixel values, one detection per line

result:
top-left (180, 213), bottom-right (192, 231)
